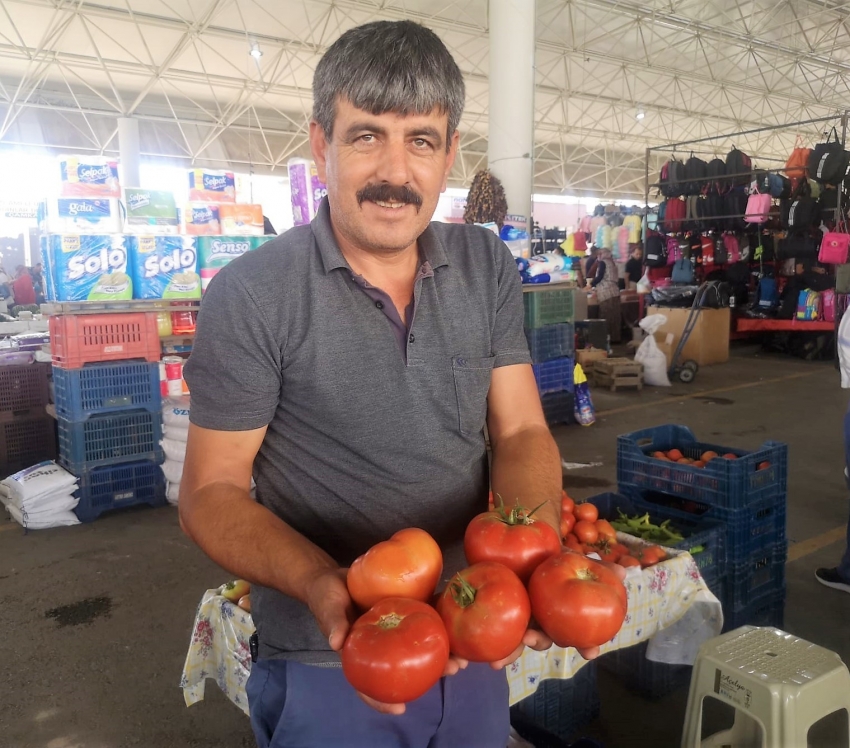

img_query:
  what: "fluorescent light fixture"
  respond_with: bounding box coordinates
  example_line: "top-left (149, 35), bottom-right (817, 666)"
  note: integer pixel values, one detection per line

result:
top-left (250, 42), bottom-right (263, 59)
top-left (636, 107), bottom-right (646, 120)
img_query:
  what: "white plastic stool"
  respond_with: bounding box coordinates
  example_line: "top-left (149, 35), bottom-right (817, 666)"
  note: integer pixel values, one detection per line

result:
top-left (681, 626), bottom-right (850, 748)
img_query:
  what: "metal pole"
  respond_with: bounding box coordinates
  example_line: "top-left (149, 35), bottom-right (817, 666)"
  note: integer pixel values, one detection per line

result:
top-left (118, 117), bottom-right (141, 187)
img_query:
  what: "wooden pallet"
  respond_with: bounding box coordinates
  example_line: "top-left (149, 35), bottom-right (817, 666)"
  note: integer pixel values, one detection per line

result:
top-left (592, 357), bottom-right (644, 391)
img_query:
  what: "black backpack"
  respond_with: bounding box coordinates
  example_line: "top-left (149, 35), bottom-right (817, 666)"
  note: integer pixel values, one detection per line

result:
top-left (782, 196), bottom-right (819, 230)
top-left (724, 187), bottom-right (749, 231)
top-left (726, 147), bottom-right (752, 187)
top-left (684, 155), bottom-right (708, 195)
top-left (684, 195), bottom-right (706, 232)
top-left (819, 187), bottom-right (849, 225)
top-left (645, 233), bottom-right (668, 267)
top-left (754, 231), bottom-right (775, 262)
top-left (704, 191), bottom-right (725, 232)
top-left (808, 127), bottom-right (850, 185)
top-left (776, 233), bottom-right (818, 260)
top-left (706, 158), bottom-right (726, 194)
top-left (659, 159), bottom-right (685, 198)
top-left (714, 234), bottom-right (729, 264)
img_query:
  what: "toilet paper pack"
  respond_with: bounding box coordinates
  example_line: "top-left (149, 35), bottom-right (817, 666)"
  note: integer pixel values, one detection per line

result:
top-left (41, 234), bottom-right (133, 302)
top-left (219, 203), bottom-right (263, 235)
top-left (38, 198), bottom-right (122, 234)
top-left (124, 189), bottom-right (179, 234)
top-left (182, 203), bottom-right (221, 235)
top-left (188, 169), bottom-right (235, 203)
top-left (197, 236), bottom-right (255, 292)
top-left (59, 156), bottom-right (120, 198)
top-left (128, 235), bottom-right (201, 300)
top-left (288, 158), bottom-right (327, 226)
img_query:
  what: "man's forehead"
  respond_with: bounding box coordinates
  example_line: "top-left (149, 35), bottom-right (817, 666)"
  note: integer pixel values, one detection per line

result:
top-left (334, 98), bottom-right (448, 126)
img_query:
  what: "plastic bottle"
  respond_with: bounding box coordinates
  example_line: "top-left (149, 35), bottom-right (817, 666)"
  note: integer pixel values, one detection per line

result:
top-left (156, 311), bottom-right (173, 337)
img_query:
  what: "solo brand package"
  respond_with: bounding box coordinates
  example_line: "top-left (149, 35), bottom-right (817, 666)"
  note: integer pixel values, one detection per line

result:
top-left (128, 235), bottom-right (201, 300)
top-left (41, 234), bottom-right (132, 301)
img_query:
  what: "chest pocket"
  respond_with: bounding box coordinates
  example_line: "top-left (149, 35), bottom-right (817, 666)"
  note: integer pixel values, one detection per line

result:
top-left (452, 355), bottom-right (496, 436)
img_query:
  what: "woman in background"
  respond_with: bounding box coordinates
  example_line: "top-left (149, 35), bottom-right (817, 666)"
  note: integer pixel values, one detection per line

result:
top-left (587, 248), bottom-right (622, 344)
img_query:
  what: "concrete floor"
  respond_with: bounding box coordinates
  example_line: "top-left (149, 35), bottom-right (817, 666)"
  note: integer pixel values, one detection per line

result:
top-left (1, 343), bottom-right (849, 748)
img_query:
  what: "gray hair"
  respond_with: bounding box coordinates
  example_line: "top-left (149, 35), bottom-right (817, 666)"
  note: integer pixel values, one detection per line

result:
top-left (313, 21), bottom-right (465, 148)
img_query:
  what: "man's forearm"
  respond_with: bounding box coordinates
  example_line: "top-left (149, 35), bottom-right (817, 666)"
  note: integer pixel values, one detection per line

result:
top-left (489, 425), bottom-right (562, 535)
top-left (179, 482), bottom-right (338, 604)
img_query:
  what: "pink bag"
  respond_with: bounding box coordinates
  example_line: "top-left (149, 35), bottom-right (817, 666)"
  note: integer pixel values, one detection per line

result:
top-left (666, 236), bottom-right (682, 265)
top-left (822, 289), bottom-right (836, 322)
top-left (725, 234), bottom-right (741, 263)
top-left (745, 188), bottom-right (771, 224)
top-left (819, 231), bottom-right (850, 264)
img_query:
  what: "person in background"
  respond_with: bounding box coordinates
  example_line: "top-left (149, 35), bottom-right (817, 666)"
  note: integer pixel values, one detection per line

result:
top-left (624, 246), bottom-right (643, 288)
top-left (11, 265), bottom-right (35, 306)
top-left (815, 403), bottom-right (850, 594)
top-left (587, 248), bottom-right (622, 344)
top-left (584, 245), bottom-right (599, 279)
top-left (30, 262), bottom-right (45, 304)
top-left (0, 265), bottom-right (11, 300)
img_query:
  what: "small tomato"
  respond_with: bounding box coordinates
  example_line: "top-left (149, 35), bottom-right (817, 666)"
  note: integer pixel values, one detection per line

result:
top-left (618, 555), bottom-right (641, 568)
top-left (574, 520), bottom-right (599, 544)
top-left (595, 519), bottom-right (617, 543)
top-left (560, 512), bottom-right (576, 538)
top-left (561, 491), bottom-right (575, 515)
top-left (574, 503), bottom-right (599, 523)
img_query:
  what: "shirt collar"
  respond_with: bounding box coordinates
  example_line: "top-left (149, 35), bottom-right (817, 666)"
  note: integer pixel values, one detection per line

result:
top-left (311, 196), bottom-right (449, 274)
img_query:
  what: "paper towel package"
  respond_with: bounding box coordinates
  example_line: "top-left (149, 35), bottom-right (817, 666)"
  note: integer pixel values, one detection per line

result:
top-left (188, 169), bottom-right (235, 203)
top-left (38, 198), bottom-right (122, 234)
top-left (219, 203), bottom-right (263, 236)
top-left (197, 236), bottom-right (256, 292)
top-left (128, 235), bottom-right (200, 300)
top-left (288, 158), bottom-right (327, 226)
top-left (41, 234), bottom-right (133, 302)
top-left (182, 203), bottom-right (221, 235)
top-left (124, 189), bottom-right (179, 234)
top-left (59, 156), bottom-right (120, 198)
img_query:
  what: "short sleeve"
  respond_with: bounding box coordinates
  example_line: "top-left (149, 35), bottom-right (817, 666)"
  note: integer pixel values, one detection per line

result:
top-left (491, 239), bottom-right (532, 368)
top-left (183, 268), bottom-right (282, 430)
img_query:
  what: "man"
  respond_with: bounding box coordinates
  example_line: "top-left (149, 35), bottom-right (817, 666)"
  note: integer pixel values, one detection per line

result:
top-left (180, 21), bottom-right (577, 748)
top-left (11, 266), bottom-right (35, 306)
top-left (624, 246), bottom-right (643, 287)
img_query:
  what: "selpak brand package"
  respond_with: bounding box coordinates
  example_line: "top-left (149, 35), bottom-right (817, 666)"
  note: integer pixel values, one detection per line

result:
top-left (219, 203), bottom-right (263, 236)
top-left (188, 169), bottom-right (235, 203)
top-left (197, 236), bottom-right (255, 292)
top-left (183, 203), bottom-right (222, 235)
top-left (288, 158), bottom-right (327, 225)
top-left (124, 189), bottom-right (179, 234)
top-left (41, 234), bottom-right (132, 301)
top-left (59, 156), bottom-right (120, 198)
top-left (129, 236), bottom-right (201, 300)
top-left (38, 198), bottom-right (122, 234)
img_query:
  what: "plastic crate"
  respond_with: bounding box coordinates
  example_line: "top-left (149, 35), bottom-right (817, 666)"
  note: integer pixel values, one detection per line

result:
top-left (0, 364), bottom-right (50, 415)
top-left (511, 662), bottom-right (600, 742)
top-left (588, 492), bottom-right (726, 582)
top-left (622, 486), bottom-right (786, 565)
top-left (721, 590), bottom-right (785, 633)
top-left (533, 357), bottom-right (575, 395)
top-left (720, 541), bottom-right (786, 611)
top-left (50, 312), bottom-right (161, 368)
top-left (523, 287), bottom-right (575, 329)
top-left (542, 391), bottom-right (576, 426)
top-left (598, 640), bottom-right (691, 700)
top-left (617, 424), bottom-right (788, 510)
top-left (53, 361), bottom-right (162, 420)
top-left (0, 413), bottom-right (57, 476)
top-left (525, 323), bottom-right (575, 363)
top-left (74, 459), bottom-right (166, 522)
top-left (58, 410), bottom-right (163, 472)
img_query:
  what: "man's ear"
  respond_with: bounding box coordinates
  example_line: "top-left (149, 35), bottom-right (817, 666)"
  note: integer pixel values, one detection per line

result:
top-left (309, 121), bottom-right (329, 183)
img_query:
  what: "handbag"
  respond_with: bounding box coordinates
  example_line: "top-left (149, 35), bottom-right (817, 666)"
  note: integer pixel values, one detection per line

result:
top-left (744, 187), bottom-right (771, 224)
top-left (819, 220), bottom-right (850, 264)
top-left (785, 135), bottom-right (811, 187)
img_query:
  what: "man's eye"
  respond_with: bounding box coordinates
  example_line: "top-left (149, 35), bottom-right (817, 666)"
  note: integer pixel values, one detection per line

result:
top-left (413, 139), bottom-right (432, 149)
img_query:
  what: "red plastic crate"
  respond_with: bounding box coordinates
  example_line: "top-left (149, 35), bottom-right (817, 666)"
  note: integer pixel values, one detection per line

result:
top-left (50, 313), bottom-right (161, 368)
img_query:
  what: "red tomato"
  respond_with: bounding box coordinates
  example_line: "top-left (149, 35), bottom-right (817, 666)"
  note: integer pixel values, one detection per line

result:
top-left (595, 519), bottom-right (617, 543)
top-left (436, 562), bottom-right (530, 662)
top-left (464, 501), bottom-right (561, 583)
top-left (667, 449), bottom-right (684, 461)
top-left (618, 555), bottom-right (641, 568)
top-left (528, 551), bottom-right (628, 649)
top-left (757, 461), bottom-right (771, 471)
top-left (592, 540), bottom-right (621, 563)
top-left (347, 528), bottom-right (443, 611)
top-left (560, 512), bottom-right (576, 538)
top-left (574, 503), bottom-right (599, 523)
top-left (613, 543), bottom-right (630, 558)
top-left (573, 519), bottom-right (599, 544)
top-left (561, 491), bottom-right (575, 515)
top-left (341, 598), bottom-right (449, 704)
top-left (722, 453), bottom-right (738, 459)
top-left (638, 546), bottom-right (667, 568)
top-left (564, 534), bottom-right (582, 552)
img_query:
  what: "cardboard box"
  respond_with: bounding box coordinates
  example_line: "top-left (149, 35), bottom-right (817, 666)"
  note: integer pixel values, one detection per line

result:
top-left (575, 348), bottom-right (608, 369)
top-left (647, 306), bottom-right (730, 366)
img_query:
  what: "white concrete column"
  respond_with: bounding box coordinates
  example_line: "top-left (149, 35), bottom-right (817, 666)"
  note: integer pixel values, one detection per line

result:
top-left (488, 0), bottom-right (535, 231)
top-left (118, 117), bottom-right (141, 187)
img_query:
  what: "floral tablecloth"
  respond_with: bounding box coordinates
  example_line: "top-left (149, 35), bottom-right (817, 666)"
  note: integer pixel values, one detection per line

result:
top-left (181, 538), bottom-right (722, 713)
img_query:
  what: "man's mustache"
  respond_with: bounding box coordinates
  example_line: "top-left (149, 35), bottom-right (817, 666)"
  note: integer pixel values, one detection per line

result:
top-left (357, 183), bottom-right (423, 210)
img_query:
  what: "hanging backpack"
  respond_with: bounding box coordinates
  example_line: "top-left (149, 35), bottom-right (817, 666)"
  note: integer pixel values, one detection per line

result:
top-left (725, 233), bottom-right (741, 263)
top-left (744, 185), bottom-right (771, 224)
top-left (754, 171), bottom-right (791, 199)
top-left (573, 231), bottom-right (587, 254)
top-left (785, 135), bottom-right (811, 188)
top-left (684, 154), bottom-right (708, 195)
top-left (757, 277), bottom-right (780, 310)
top-left (808, 127), bottom-right (850, 185)
top-left (823, 288), bottom-right (836, 322)
top-left (726, 147), bottom-right (752, 187)
top-left (819, 221), bottom-right (850, 265)
top-left (724, 187), bottom-right (749, 231)
top-left (659, 159), bottom-right (684, 197)
top-left (796, 289), bottom-right (821, 321)
top-left (818, 187), bottom-right (849, 225)
top-left (700, 234), bottom-right (715, 264)
top-left (684, 195), bottom-right (705, 232)
top-left (777, 233), bottom-right (818, 260)
top-left (666, 235), bottom-right (682, 265)
top-left (754, 231), bottom-right (775, 262)
top-left (704, 191), bottom-right (725, 232)
top-left (663, 197), bottom-right (686, 233)
top-left (671, 258), bottom-right (695, 284)
top-left (715, 234), bottom-right (730, 264)
top-left (645, 233), bottom-right (668, 267)
top-left (706, 158), bottom-right (727, 194)
top-left (782, 180), bottom-right (818, 230)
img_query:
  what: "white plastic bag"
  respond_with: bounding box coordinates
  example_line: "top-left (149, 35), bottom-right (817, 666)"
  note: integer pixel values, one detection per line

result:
top-left (162, 397), bottom-right (191, 427)
top-left (636, 269), bottom-right (652, 294)
top-left (635, 314), bottom-right (671, 387)
top-left (163, 424), bottom-right (189, 443)
top-left (161, 437), bottom-right (187, 463)
top-left (162, 458), bottom-right (185, 484)
top-left (6, 504), bottom-right (80, 529)
top-left (0, 461), bottom-right (78, 507)
top-left (166, 481), bottom-right (180, 506)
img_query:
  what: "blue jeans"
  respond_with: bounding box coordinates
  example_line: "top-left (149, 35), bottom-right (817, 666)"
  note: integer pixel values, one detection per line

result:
top-left (246, 659), bottom-right (510, 748)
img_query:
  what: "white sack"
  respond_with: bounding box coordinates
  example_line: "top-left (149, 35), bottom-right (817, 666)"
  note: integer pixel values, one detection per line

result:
top-left (0, 461), bottom-right (78, 506)
top-left (164, 425), bottom-right (189, 443)
top-left (7, 504), bottom-right (80, 529)
top-left (161, 437), bottom-right (187, 463)
top-left (162, 397), bottom-right (191, 427)
top-left (162, 459), bottom-right (185, 485)
top-left (635, 314), bottom-right (671, 387)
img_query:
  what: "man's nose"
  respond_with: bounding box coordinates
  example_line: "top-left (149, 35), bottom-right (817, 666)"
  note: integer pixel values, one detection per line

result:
top-left (374, 137), bottom-right (411, 186)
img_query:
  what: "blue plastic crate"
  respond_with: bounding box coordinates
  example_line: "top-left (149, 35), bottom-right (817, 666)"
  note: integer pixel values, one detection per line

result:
top-left (621, 486), bottom-right (786, 565)
top-left (617, 425), bottom-right (787, 510)
top-left (598, 640), bottom-right (692, 700)
top-left (53, 361), bottom-right (162, 420)
top-left (588, 492), bottom-right (726, 582)
top-left (721, 541), bottom-right (786, 611)
top-left (58, 410), bottom-right (163, 472)
top-left (525, 323), bottom-right (575, 363)
top-left (511, 662), bottom-right (599, 741)
top-left (541, 391), bottom-right (575, 426)
top-left (74, 459), bottom-right (166, 522)
top-left (533, 357), bottom-right (575, 395)
top-left (721, 589), bottom-right (785, 633)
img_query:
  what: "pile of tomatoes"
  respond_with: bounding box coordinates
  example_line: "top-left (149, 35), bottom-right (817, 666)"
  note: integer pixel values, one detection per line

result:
top-left (340, 497), bottom-right (628, 705)
top-left (650, 448), bottom-right (770, 471)
top-left (560, 492), bottom-right (667, 570)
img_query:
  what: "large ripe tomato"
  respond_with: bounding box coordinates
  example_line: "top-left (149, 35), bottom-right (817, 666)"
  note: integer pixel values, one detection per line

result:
top-left (464, 500), bottom-right (561, 583)
top-left (528, 551), bottom-right (628, 649)
top-left (347, 528), bottom-right (443, 610)
top-left (341, 598), bottom-right (449, 703)
top-left (436, 561), bottom-right (530, 662)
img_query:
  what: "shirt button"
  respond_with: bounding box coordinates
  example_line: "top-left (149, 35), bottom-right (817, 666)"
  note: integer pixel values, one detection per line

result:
top-left (408, 333), bottom-right (415, 343)
top-left (375, 301), bottom-right (384, 309)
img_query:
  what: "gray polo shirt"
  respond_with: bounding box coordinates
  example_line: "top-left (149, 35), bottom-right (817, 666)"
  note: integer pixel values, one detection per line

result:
top-left (184, 198), bottom-right (531, 663)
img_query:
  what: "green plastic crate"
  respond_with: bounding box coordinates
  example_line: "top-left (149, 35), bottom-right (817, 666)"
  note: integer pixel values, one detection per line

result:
top-left (523, 287), bottom-right (575, 328)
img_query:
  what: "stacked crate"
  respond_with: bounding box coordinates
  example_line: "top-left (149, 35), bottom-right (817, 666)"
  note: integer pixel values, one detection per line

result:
top-left (50, 311), bottom-right (166, 521)
top-left (523, 286), bottom-right (576, 425)
top-left (0, 363), bottom-right (56, 476)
